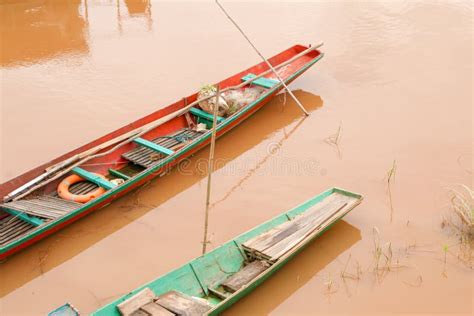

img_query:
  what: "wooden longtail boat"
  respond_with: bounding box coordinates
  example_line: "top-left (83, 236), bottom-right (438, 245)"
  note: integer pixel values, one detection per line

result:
top-left (0, 44), bottom-right (323, 260)
top-left (88, 188), bottom-right (362, 316)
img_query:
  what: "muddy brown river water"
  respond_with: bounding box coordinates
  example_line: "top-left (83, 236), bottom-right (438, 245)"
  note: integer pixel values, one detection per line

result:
top-left (0, 1), bottom-right (472, 315)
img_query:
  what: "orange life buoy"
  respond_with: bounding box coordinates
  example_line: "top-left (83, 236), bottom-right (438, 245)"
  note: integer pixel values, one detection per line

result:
top-left (58, 173), bottom-right (106, 203)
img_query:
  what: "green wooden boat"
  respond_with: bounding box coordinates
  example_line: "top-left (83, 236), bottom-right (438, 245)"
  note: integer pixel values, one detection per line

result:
top-left (90, 187), bottom-right (362, 316)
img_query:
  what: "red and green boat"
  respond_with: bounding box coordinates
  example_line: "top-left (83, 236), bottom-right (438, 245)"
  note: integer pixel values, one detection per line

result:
top-left (0, 44), bottom-right (324, 260)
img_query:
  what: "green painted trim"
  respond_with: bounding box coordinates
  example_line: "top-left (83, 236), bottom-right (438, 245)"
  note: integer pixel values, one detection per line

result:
top-left (108, 169), bottom-right (130, 180)
top-left (189, 108), bottom-right (225, 124)
top-left (241, 73), bottom-right (279, 89)
top-left (0, 53), bottom-right (324, 255)
top-left (2, 208), bottom-right (44, 226)
top-left (133, 138), bottom-right (174, 156)
top-left (72, 167), bottom-right (116, 190)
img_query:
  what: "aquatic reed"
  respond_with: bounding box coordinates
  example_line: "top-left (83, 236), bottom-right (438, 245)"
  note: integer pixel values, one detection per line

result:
top-left (386, 160), bottom-right (396, 222)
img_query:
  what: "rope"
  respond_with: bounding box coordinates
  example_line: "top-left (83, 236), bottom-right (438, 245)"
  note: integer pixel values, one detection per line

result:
top-left (215, 0), bottom-right (309, 116)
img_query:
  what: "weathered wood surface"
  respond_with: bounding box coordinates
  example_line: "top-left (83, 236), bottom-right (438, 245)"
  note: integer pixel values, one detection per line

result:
top-left (243, 193), bottom-right (348, 251)
top-left (243, 192), bottom-right (358, 262)
top-left (221, 261), bottom-right (269, 293)
top-left (0, 215), bottom-right (35, 245)
top-left (262, 202), bottom-right (348, 261)
top-left (117, 288), bottom-right (156, 316)
top-left (130, 310), bottom-right (149, 316)
top-left (155, 291), bottom-right (211, 316)
top-left (139, 302), bottom-right (175, 316)
top-left (0, 196), bottom-right (80, 220)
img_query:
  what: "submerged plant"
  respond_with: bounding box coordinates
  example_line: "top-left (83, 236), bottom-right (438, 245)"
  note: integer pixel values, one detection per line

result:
top-left (442, 185), bottom-right (473, 268)
top-left (386, 160), bottom-right (397, 222)
top-left (442, 243), bottom-right (449, 278)
top-left (325, 122), bottom-right (343, 158)
top-left (372, 226), bottom-right (404, 282)
top-left (448, 185), bottom-right (473, 238)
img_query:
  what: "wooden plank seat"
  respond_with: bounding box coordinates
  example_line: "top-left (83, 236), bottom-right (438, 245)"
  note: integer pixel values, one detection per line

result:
top-left (241, 73), bottom-right (280, 89)
top-left (242, 192), bottom-right (357, 262)
top-left (133, 138), bottom-right (175, 156)
top-left (0, 196), bottom-right (81, 221)
top-left (117, 288), bottom-right (211, 316)
top-left (189, 107), bottom-right (225, 124)
top-left (72, 167), bottom-right (116, 190)
top-left (221, 260), bottom-right (269, 293)
top-left (122, 129), bottom-right (203, 168)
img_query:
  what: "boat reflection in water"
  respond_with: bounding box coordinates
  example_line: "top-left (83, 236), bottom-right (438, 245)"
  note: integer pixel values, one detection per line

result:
top-left (0, 0), bottom-right (89, 67)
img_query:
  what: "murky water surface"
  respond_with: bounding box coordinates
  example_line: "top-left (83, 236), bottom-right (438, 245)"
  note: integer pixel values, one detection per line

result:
top-left (0, 1), bottom-right (472, 315)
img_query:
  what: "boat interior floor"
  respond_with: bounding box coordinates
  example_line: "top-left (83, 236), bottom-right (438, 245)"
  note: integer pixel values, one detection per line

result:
top-left (122, 128), bottom-right (204, 169)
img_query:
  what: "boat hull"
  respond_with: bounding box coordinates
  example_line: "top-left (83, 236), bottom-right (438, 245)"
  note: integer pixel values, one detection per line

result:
top-left (0, 45), bottom-right (323, 260)
top-left (91, 188), bottom-right (362, 316)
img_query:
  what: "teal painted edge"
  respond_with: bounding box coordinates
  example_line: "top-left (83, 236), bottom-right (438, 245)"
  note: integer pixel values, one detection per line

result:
top-left (189, 107), bottom-right (225, 123)
top-left (2, 207), bottom-right (44, 226)
top-left (241, 73), bottom-right (279, 89)
top-left (0, 52), bottom-right (324, 255)
top-left (133, 137), bottom-right (174, 156)
top-left (108, 169), bottom-right (131, 180)
top-left (72, 167), bottom-right (116, 190)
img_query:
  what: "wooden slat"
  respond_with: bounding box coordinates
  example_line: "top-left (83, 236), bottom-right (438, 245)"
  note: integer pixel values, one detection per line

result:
top-left (221, 261), bottom-right (269, 293)
top-left (134, 138), bottom-right (175, 156)
top-left (1, 208), bottom-right (44, 226)
top-left (242, 194), bottom-right (345, 252)
top-left (0, 216), bottom-right (35, 246)
top-left (72, 167), bottom-right (116, 190)
top-left (262, 202), bottom-right (349, 260)
top-left (140, 302), bottom-right (174, 316)
top-left (241, 73), bottom-right (279, 89)
top-left (242, 192), bottom-right (358, 262)
top-left (155, 291), bottom-right (211, 316)
top-left (117, 288), bottom-right (156, 316)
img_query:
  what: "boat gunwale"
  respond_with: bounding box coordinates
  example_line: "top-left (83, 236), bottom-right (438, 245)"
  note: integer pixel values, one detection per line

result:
top-left (91, 187), bottom-right (362, 315)
top-left (0, 48), bottom-right (324, 256)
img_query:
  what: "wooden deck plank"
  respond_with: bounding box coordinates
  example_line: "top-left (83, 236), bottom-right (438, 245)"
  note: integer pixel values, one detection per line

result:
top-left (155, 291), bottom-right (211, 316)
top-left (263, 200), bottom-right (356, 261)
top-left (140, 302), bottom-right (175, 316)
top-left (221, 261), bottom-right (269, 293)
top-left (117, 288), bottom-right (156, 316)
top-left (242, 193), bottom-right (345, 252)
top-left (242, 193), bottom-right (358, 262)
